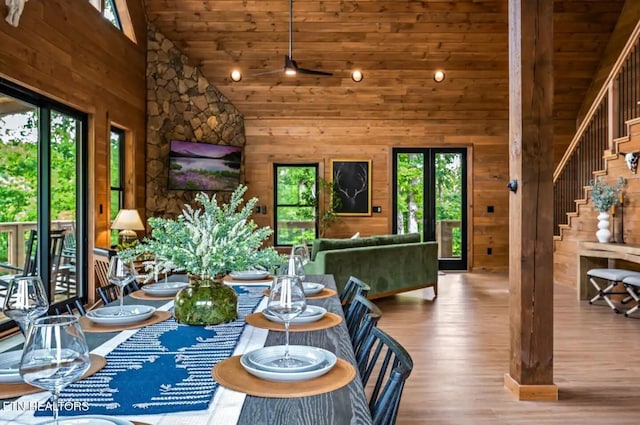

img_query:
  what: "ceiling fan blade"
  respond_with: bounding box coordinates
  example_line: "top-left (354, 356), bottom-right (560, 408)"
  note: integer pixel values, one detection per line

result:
top-left (252, 69), bottom-right (283, 76)
top-left (297, 68), bottom-right (334, 76)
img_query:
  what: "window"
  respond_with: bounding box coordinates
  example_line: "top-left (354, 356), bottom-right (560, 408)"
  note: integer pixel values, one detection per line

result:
top-left (0, 79), bottom-right (88, 331)
top-left (273, 164), bottom-right (318, 246)
top-left (110, 127), bottom-right (124, 247)
top-left (103, 0), bottom-right (122, 29)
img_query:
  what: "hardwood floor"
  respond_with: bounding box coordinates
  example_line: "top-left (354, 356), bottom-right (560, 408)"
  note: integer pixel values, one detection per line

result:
top-left (374, 272), bottom-right (640, 425)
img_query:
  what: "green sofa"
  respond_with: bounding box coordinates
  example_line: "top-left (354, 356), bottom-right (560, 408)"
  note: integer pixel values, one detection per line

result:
top-left (304, 234), bottom-right (438, 299)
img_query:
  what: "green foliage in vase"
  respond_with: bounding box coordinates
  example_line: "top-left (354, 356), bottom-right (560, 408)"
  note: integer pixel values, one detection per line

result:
top-left (119, 185), bottom-right (283, 279)
top-left (589, 176), bottom-right (626, 212)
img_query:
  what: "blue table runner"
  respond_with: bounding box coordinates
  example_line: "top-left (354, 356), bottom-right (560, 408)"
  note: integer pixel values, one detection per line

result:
top-left (36, 284), bottom-right (267, 417)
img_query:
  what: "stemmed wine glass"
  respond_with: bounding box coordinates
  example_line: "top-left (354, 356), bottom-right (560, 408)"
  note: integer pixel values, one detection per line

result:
top-left (2, 276), bottom-right (49, 336)
top-left (291, 243), bottom-right (310, 265)
top-left (279, 254), bottom-right (306, 283)
top-left (107, 256), bottom-right (135, 315)
top-left (265, 275), bottom-right (307, 367)
top-left (20, 315), bottom-right (91, 425)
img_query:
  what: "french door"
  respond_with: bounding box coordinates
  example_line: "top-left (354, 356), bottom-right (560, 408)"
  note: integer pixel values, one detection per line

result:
top-left (0, 79), bottom-right (88, 331)
top-left (392, 148), bottom-right (468, 270)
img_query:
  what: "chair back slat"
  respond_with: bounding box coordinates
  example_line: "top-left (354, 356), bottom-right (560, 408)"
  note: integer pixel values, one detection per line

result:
top-left (345, 294), bottom-right (382, 356)
top-left (340, 276), bottom-right (371, 311)
top-left (52, 298), bottom-right (86, 316)
top-left (97, 281), bottom-right (139, 305)
top-left (356, 327), bottom-right (413, 425)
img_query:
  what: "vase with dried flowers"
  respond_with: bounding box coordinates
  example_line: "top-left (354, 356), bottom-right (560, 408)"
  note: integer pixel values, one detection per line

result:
top-left (590, 176), bottom-right (626, 243)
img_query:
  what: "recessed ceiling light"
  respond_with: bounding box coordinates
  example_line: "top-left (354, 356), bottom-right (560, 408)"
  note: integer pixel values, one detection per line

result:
top-left (433, 70), bottom-right (445, 83)
top-left (230, 70), bottom-right (242, 82)
top-left (351, 70), bottom-right (364, 82)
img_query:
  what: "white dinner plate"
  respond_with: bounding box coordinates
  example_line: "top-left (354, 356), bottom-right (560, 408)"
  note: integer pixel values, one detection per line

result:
top-left (240, 346), bottom-right (336, 382)
top-left (0, 350), bottom-right (22, 383)
top-left (229, 270), bottom-right (270, 280)
top-left (302, 282), bottom-right (325, 296)
top-left (85, 305), bottom-right (156, 325)
top-left (262, 305), bottom-right (327, 324)
top-left (141, 281), bottom-right (189, 296)
top-left (244, 345), bottom-right (328, 373)
top-left (40, 416), bottom-right (133, 425)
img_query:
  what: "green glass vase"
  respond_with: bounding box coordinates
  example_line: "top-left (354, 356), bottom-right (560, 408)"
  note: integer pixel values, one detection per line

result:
top-left (174, 275), bottom-right (238, 325)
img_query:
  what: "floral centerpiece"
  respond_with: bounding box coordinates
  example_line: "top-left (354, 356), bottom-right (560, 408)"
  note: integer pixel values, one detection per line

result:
top-left (119, 185), bottom-right (282, 325)
top-left (589, 176), bottom-right (626, 243)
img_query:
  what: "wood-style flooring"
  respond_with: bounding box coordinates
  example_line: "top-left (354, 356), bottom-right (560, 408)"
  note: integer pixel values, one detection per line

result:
top-left (374, 272), bottom-right (640, 425)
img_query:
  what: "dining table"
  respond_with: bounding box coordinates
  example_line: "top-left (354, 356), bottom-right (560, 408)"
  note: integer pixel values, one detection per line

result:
top-left (1, 274), bottom-right (373, 425)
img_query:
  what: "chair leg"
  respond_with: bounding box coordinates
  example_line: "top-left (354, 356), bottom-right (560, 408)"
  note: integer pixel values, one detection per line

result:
top-left (624, 285), bottom-right (640, 317)
top-left (589, 278), bottom-right (620, 313)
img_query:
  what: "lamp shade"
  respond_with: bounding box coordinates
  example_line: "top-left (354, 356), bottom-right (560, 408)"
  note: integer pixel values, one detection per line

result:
top-left (111, 209), bottom-right (145, 231)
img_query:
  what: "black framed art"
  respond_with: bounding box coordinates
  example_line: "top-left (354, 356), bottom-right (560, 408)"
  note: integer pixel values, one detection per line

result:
top-left (330, 159), bottom-right (372, 216)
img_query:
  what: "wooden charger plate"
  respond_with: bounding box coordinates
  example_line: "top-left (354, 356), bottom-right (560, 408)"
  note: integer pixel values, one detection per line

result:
top-left (0, 354), bottom-right (107, 399)
top-left (212, 355), bottom-right (355, 398)
top-left (263, 288), bottom-right (337, 300)
top-left (79, 310), bottom-right (172, 333)
top-left (129, 289), bottom-right (175, 301)
top-left (245, 312), bottom-right (343, 332)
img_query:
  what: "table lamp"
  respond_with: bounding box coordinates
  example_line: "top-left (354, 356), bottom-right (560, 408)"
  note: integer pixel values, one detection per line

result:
top-left (111, 209), bottom-right (145, 245)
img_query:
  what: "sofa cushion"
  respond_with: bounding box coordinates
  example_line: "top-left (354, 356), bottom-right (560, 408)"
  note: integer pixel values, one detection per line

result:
top-left (310, 233), bottom-right (421, 261)
top-left (311, 236), bottom-right (377, 261)
top-left (373, 233), bottom-right (420, 245)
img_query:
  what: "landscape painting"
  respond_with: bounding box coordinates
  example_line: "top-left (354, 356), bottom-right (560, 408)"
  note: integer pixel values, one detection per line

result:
top-left (168, 141), bottom-right (242, 191)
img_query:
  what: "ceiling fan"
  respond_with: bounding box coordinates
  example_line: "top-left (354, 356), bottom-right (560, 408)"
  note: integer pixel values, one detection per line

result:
top-left (256, 0), bottom-right (333, 77)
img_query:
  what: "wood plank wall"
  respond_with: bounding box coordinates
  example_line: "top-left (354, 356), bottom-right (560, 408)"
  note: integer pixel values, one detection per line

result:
top-left (243, 119), bottom-right (513, 271)
top-left (0, 0), bottom-right (147, 301)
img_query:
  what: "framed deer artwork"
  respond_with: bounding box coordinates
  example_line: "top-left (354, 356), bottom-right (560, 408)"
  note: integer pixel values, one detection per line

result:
top-left (330, 159), bottom-right (372, 216)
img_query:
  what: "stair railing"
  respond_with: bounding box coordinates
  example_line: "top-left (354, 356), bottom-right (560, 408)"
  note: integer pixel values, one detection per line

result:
top-left (553, 19), bottom-right (640, 236)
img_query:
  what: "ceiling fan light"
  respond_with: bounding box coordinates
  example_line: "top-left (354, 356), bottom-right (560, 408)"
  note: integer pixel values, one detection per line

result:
top-left (351, 70), bottom-right (363, 82)
top-left (285, 68), bottom-right (297, 76)
top-left (230, 69), bottom-right (242, 82)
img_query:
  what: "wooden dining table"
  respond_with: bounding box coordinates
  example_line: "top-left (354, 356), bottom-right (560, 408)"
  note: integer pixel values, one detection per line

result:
top-left (3, 274), bottom-right (373, 425)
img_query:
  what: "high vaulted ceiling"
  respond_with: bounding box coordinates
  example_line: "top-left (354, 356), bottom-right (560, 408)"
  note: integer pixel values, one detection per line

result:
top-left (145, 0), bottom-right (626, 127)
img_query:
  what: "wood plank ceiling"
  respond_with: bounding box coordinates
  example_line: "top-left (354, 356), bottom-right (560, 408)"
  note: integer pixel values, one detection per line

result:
top-left (145, 0), bottom-right (625, 126)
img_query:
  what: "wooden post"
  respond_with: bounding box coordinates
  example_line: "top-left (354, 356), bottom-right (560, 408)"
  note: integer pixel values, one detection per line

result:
top-left (504, 0), bottom-right (558, 401)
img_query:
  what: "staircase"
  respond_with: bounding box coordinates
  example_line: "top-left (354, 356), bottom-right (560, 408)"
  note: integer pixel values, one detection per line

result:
top-left (553, 20), bottom-right (640, 288)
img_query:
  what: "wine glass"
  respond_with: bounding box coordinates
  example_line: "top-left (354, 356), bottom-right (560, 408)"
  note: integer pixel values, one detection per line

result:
top-left (2, 276), bottom-right (49, 336)
top-left (107, 256), bottom-right (135, 315)
top-left (265, 275), bottom-right (307, 368)
top-left (291, 242), bottom-right (310, 265)
top-left (20, 315), bottom-right (91, 425)
top-left (279, 254), bottom-right (306, 282)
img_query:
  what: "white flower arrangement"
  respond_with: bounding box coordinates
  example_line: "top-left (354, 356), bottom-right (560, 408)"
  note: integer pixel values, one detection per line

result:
top-left (119, 185), bottom-right (283, 280)
top-left (590, 176), bottom-right (626, 213)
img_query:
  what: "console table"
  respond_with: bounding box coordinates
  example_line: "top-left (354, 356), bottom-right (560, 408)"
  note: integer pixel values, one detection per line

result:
top-left (578, 242), bottom-right (640, 300)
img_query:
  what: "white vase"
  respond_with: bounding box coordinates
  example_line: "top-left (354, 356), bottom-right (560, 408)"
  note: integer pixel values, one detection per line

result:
top-left (596, 211), bottom-right (611, 243)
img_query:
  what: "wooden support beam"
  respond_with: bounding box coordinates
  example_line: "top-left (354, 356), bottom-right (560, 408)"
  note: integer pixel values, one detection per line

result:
top-left (506, 0), bottom-right (557, 401)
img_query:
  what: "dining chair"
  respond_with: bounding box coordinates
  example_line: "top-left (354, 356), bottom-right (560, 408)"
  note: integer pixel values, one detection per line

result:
top-left (97, 281), bottom-right (139, 305)
top-left (344, 294), bottom-right (382, 356)
top-left (52, 298), bottom-right (87, 316)
top-left (94, 256), bottom-right (110, 288)
top-left (340, 276), bottom-right (371, 312)
top-left (0, 229), bottom-right (37, 287)
top-left (356, 326), bottom-right (413, 425)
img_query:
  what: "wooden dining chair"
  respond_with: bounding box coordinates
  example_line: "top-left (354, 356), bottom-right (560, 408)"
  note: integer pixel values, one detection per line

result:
top-left (94, 256), bottom-right (110, 288)
top-left (97, 281), bottom-right (139, 305)
top-left (340, 276), bottom-right (371, 312)
top-left (344, 294), bottom-right (382, 356)
top-left (52, 298), bottom-right (87, 316)
top-left (356, 326), bottom-right (413, 425)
